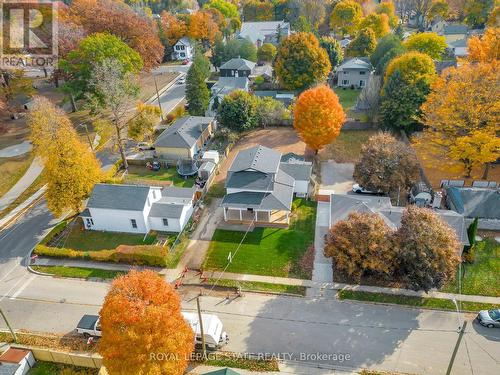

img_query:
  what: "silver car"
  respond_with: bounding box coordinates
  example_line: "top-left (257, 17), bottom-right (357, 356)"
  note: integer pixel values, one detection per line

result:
top-left (477, 309), bottom-right (500, 328)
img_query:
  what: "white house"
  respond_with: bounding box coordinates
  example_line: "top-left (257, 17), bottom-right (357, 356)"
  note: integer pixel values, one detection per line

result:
top-left (171, 37), bottom-right (194, 61)
top-left (80, 184), bottom-right (196, 234)
top-left (239, 21), bottom-right (290, 47)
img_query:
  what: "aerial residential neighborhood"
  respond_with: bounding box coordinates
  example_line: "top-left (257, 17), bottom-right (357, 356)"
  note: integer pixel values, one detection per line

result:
top-left (0, 0), bottom-right (499, 375)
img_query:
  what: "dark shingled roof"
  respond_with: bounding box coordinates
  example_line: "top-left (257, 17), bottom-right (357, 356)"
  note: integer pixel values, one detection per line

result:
top-left (87, 184), bottom-right (150, 211)
top-left (154, 116), bottom-right (214, 149)
top-left (279, 162), bottom-right (312, 181)
top-left (226, 171), bottom-right (274, 190)
top-left (446, 187), bottom-right (500, 220)
top-left (220, 58), bottom-right (256, 71)
top-left (162, 186), bottom-right (196, 199)
top-left (228, 145), bottom-right (281, 174)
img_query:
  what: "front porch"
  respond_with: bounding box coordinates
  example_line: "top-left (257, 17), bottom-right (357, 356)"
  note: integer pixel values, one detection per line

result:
top-left (223, 207), bottom-right (290, 228)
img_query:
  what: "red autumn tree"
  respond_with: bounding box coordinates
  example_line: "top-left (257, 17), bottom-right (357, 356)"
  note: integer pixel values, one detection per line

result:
top-left (160, 11), bottom-right (187, 47)
top-left (99, 270), bottom-right (194, 375)
top-left (64, 0), bottom-right (164, 69)
top-left (293, 86), bottom-right (345, 153)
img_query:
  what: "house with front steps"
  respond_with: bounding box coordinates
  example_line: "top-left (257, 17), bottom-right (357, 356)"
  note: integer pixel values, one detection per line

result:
top-left (221, 145), bottom-right (311, 227)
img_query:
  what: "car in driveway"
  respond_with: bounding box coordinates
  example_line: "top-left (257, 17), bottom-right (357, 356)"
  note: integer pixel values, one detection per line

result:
top-left (477, 309), bottom-right (500, 328)
top-left (352, 183), bottom-right (382, 195)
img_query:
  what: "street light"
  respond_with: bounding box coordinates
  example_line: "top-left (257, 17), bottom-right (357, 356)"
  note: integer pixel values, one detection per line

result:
top-left (451, 298), bottom-right (463, 332)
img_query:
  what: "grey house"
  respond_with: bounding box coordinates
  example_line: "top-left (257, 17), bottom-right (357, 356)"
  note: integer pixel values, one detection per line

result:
top-left (206, 77), bottom-right (250, 116)
top-left (336, 58), bottom-right (373, 88)
top-left (239, 20), bottom-right (290, 47)
top-left (222, 145), bottom-right (311, 227)
top-left (219, 58), bottom-right (256, 78)
top-left (445, 187), bottom-right (500, 230)
top-left (329, 194), bottom-right (469, 251)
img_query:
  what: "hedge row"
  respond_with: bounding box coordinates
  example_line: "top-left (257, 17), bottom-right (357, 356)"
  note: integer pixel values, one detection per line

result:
top-left (34, 244), bottom-right (169, 267)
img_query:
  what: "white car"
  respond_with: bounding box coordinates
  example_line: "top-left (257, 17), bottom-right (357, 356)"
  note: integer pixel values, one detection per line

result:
top-left (352, 183), bottom-right (381, 195)
top-left (177, 76), bottom-right (186, 84)
top-left (136, 142), bottom-right (154, 151)
top-left (477, 309), bottom-right (500, 328)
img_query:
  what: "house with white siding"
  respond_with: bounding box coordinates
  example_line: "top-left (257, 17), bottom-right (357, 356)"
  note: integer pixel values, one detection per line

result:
top-left (171, 37), bottom-right (194, 61)
top-left (80, 184), bottom-right (196, 234)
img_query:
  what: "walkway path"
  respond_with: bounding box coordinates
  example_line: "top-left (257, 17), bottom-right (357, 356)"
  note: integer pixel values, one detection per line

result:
top-left (0, 157), bottom-right (43, 212)
top-left (312, 201), bottom-right (332, 284)
top-left (0, 140), bottom-right (32, 157)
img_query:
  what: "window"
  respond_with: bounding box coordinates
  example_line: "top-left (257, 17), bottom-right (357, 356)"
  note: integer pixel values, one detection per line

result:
top-left (342, 80), bottom-right (349, 85)
top-left (180, 45), bottom-right (185, 50)
top-left (176, 45), bottom-right (181, 50)
top-left (180, 53), bottom-right (185, 58)
top-left (359, 71), bottom-right (366, 75)
top-left (359, 80), bottom-right (365, 87)
top-left (131, 219), bottom-right (137, 229)
top-left (343, 71), bottom-right (349, 75)
top-left (162, 218), bottom-right (169, 226)
top-left (86, 218), bottom-right (94, 226)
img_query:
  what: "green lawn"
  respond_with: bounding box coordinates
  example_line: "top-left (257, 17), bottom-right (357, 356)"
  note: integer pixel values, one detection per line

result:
top-left (441, 239), bottom-right (500, 297)
top-left (204, 199), bottom-right (317, 278)
top-left (124, 165), bottom-right (195, 187)
top-left (28, 361), bottom-right (98, 375)
top-left (333, 87), bottom-right (361, 112)
top-left (319, 129), bottom-right (377, 163)
top-left (338, 290), bottom-right (500, 312)
top-left (207, 278), bottom-right (307, 296)
top-left (54, 224), bottom-right (156, 251)
top-left (32, 265), bottom-right (125, 279)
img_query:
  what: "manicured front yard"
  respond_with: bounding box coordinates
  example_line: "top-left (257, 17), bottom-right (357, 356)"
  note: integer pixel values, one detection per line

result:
top-left (441, 239), bottom-right (500, 297)
top-left (319, 130), bottom-right (377, 163)
top-left (338, 290), bottom-right (500, 312)
top-left (28, 361), bottom-right (98, 375)
top-left (32, 265), bottom-right (125, 279)
top-left (52, 224), bottom-right (156, 251)
top-left (333, 87), bottom-right (361, 113)
top-left (204, 199), bottom-right (317, 278)
top-left (124, 165), bottom-right (195, 187)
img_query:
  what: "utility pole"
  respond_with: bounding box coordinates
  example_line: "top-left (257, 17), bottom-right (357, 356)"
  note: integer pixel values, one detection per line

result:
top-left (154, 75), bottom-right (164, 121)
top-left (196, 296), bottom-right (207, 360)
top-left (0, 308), bottom-right (17, 343)
top-left (79, 123), bottom-right (94, 151)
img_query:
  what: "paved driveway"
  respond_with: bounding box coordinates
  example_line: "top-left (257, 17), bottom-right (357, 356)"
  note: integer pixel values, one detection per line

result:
top-left (320, 161), bottom-right (354, 194)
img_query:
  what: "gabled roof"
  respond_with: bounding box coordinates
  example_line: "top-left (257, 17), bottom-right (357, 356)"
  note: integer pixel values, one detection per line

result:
top-left (154, 116), bottom-right (214, 149)
top-left (149, 202), bottom-right (185, 218)
top-left (279, 162), bottom-right (312, 181)
top-left (174, 37), bottom-right (192, 46)
top-left (446, 187), bottom-right (500, 220)
top-left (87, 184), bottom-right (150, 211)
top-left (443, 24), bottom-right (468, 35)
top-left (162, 186), bottom-right (196, 199)
top-left (226, 170), bottom-right (274, 191)
top-left (228, 145), bottom-right (281, 174)
top-left (211, 77), bottom-right (249, 96)
top-left (239, 21), bottom-right (290, 44)
top-left (220, 58), bottom-right (256, 71)
top-left (338, 58), bottom-right (372, 70)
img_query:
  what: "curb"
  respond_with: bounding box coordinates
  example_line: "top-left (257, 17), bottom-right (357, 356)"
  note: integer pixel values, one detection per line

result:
top-left (0, 186), bottom-right (46, 231)
top-left (182, 282), bottom-right (307, 298)
top-left (144, 72), bottom-right (181, 105)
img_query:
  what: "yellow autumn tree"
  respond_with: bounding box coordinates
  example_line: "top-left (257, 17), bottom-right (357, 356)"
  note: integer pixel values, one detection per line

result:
top-left (385, 51), bottom-right (436, 85)
top-left (99, 270), bottom-right (194, 375)
top-left (467, 27), bottom-right (500, 63)
top-left (420, 63), bottom-right (500, 178)
top-left (28, 97), bottom-right (102, 216)
top-left (293, 86), bottom-right (346, 153)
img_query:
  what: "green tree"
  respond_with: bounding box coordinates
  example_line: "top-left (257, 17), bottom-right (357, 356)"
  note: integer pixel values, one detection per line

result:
top-left (211, 37), bottom-right (225, 69)
top-left (370, 34), bottom-right (404, 69)
top-left (128, 103), bottom-right (162, 142)
top-left (330, 0), bottom-right (363, 35)
top-left (319, 36), bottom-right (344, 68)
top-left (238, 38), bottom-right (258, 62)
top-left (186, 64), bottom-right (210, 116)
top-left (394, 206), bottom-right (461, 292)
top-left (375, 45), bottom-right (406, 75)
top-left (192, 50), bottom-right (211, 79)
top-left (256, 96), bottom-right (289, 127)
top-left (275, 32), bottom-right (331, 91)
top-left (380, 71), bottom-right (430, 132)
top-left (347, 28), bottom-right (377, 57)
top-left (0, 70), bottom-right (35, 103)
top-left (465, 0), bottom-right (494, 28)
top-left (257, 43), bottom-right (277, 62)
top-left (218, 90), bottom-right (259, 131)
top-left (404, 32), bottom-right (447, 60)
top-left (385, 51), bottom-right (436, 85)
top-left (359, 13), bottom-right (391, 38)
top-left (204, 0), bottom-right (240, 19)
top-left (60, 33), bottom-right (142, 101)
top-left (292, 15), bottom-right (313, 32)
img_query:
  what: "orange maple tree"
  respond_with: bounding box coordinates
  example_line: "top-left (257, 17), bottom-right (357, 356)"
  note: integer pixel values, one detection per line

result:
top-left (467, 27), bottom-right (500, 63)
top-left (188, 11), bottom-right (220, 45)
top-left (64, 0), bottom-right (164, 69)
top-left (293, 86), bottom-right (346, 153)
top-left (160, 11), bottom-right (187, 46)
top-left (99, 270), bottom-right (194, 375)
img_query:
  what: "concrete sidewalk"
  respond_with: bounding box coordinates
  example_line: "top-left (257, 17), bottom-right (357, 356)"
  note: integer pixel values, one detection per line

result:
top-left (0, 157), bottom-right (43, 212)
